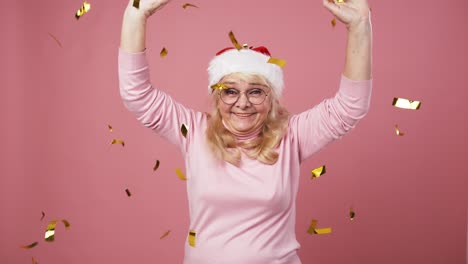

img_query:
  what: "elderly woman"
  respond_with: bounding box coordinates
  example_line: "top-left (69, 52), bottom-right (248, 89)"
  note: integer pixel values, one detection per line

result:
top-left (119, 0), bottom-right (372, 263)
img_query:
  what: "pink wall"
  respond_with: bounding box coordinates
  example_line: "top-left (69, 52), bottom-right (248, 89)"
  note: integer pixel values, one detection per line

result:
top-left (2, 0), bottom-right (467, 263)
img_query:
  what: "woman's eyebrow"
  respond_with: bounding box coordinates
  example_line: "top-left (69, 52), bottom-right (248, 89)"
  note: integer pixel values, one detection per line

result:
top-left (248, 82), bottom-right (268, 87)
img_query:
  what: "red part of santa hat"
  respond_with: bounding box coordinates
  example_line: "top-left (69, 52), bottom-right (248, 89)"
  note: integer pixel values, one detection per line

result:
top-left (207, 46), bottom-right (284, 96)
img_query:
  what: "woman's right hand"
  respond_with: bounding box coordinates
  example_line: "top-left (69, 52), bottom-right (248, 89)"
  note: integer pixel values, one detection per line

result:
top-left (126, 0), bottom-right (172, 19)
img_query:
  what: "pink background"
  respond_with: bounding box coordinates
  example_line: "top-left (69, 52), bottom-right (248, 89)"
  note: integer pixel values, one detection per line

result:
top-left (1, 0), bottom-right (467, 263)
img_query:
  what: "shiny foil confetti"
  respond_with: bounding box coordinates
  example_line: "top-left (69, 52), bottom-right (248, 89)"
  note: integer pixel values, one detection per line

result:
top-left (211, 83), bottom-right (227, 91)
top-left (111, 139), bottom-right (125, 147)
top-left (125, 189), bottom-right (132, 197)
top-left (62, 220), bottom-right (71, 230)
top-left (40, 211), bottom-right (45, 221)
top-left (153, 160), bottom-right (160, 171)
top-left (392, 97), bottom-right (421, 110)
top-left (32, 257), bottom-right (38, 264)
top-left (349, 207), bottom-right (355, 220)
top-left (314, 228), bottom-right (332, 234)
top-left (307, 219), bottom-right (332, 235)
top-left (75, 1), bottom-right (91, 19)
top-left (331, 18), bottom-right (337, 27)
top-left (228, 31), bottom-right (243, 50)
top-left (188, 230), bottom-right (196, 247)
top-left (160, 47), bottom-right (168, 58)
top-left (267, 57), bottom-right (287, 68)
top-left (182, 3), bottom-right (198, 9)
top-left (108, 124), bottom-right (113, 132)
top-left (20, 242), bottom-right (38, 249)
top-left (395, 124), bottom-right (405, 136)
top-left (48, 33), bottom-right (62, 48)
top-left (311, 165), bottom-right (326, 179)
top-left (160, 230), bottom-right (171, 239)
top-left (181, 124), bottom-right (188, 138)
top-left (44, 220), bottom-right (57, 242)
top-left (306, 219), bottom-right (318, 234)
top-left (175, 168), bottom-right (187, 181)
top-left (133, 0), bottom-right (140, 8)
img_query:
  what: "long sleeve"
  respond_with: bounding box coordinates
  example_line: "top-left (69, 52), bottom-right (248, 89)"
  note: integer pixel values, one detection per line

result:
top-left (290, 75), bottom-right (372, 162)
top-left (118, 49), bottom-right (201, 152)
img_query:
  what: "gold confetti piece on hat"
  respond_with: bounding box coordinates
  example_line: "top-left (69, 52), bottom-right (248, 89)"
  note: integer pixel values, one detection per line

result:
top-left (314, 228), bottom-right (332, 234)
top-left (133, 0), bottom-right (140, 8)
top-left (153, 160), bottom-right (160, 172)
top-left (182, 3), bottom-right (198, 9)
top-left (160, 230), bottom-right (171, 239)
top-left (392, 97), bottom-right (421, 110)
top-left (306, 219), bottom-right (318, 234)
top-left (111, 139), bottom-right (125, 147)
top-left (181, 124), bottom-right (188, 138)
top-left (108, 124), bottom-right (113, 132)
top-left (47, 33), bottom-right (62, 48)
top-left (228, 31), bottom-right (243, 50)
top-left (75, 1), bottom-right (91, 20)
top-left (211, 83), bottom-right (227, 90)
top-left (40, 211), bottom-right (45, 221)
top-left (311, 165), bottom-right (326, 179)
top-left (20, 242), bottom-right (38, 249)
top-left (45, 220), bottom-right (57, 242)
top-left (267, 57), bottom-right (287, 68)
top-left (62, 220), bottom-right (71, 230)
top-left (125, 189), bottom-right (132, 197)
top-left (175, 168), bottom-right (187, 181)
top-left (331, 18), bottom-right (337, 27)
top-left (349, 207), bottom-right (355, 220)
top-left (188, 230), bottom-right (196, 247)
top-left (160, 47), bottom-right (168, 58)
top-left (395, 124), bottom-right (405, 136)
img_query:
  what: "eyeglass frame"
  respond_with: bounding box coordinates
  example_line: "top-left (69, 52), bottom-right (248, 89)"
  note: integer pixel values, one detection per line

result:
top-left (217, 87), bottom-right (270, 105)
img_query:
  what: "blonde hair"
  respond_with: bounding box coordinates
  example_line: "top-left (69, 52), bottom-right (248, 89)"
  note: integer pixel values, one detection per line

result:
top-left (205, 73), bottom-right (289, 166)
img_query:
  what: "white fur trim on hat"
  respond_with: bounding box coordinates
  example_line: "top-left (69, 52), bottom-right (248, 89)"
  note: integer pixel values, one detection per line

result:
top-left (207, 48), bottom-right (284, 96)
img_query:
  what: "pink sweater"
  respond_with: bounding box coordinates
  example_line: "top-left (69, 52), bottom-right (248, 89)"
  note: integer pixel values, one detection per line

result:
top-left (119, 49), bottom-right (372, 264)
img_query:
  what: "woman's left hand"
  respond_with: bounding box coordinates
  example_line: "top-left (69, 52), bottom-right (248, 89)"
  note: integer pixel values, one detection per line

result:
top-left (322, 0), bottom-right (371, 30)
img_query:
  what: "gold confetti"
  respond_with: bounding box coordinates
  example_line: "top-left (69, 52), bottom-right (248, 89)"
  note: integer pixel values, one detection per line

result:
top-left (125, 189), bottom-right (132, 197)
top-left (392, 97), bottom-right (421, 110)
top-left (314, 228), bottom-right (332, 234)
top-left (350, 207), bottom-right (355, 220)
top-left (47, 33), bottom-right (62, 48)
top-left (395, 124), bottom-right (405, 136)
top-left (62, 220), bottom-right (71, 230)
top-left (175, 168), bottom-right (187, 181)
top-left (267, 57), bottom-right (287, 68)
top-left (307, 219), bottom-right (332, 235)
top-left (182, 3), bottom-right (198, 9)
top-left (160, 47), bottom-right (168, 58)
top-left (228, 31), bottom-right (243, 50)
top-left (311, 165), bottom-right (326, 179)
top-left (108, 124), bottom-right (113, 132)
top-left (188, 230), bottom-right (196, 247)
top-left (160, 230), bottom-right (171, 239)
top-left (181, 124), bottom-right (188, 138)
top-left (40, 211), bottom-right (45, 221)
top-left (75, 1), bottom-right (91, 20)
top-left (337, 0), bottom-right (345, 3)
top-left (153, 160), bottom-right (160, 171)
top-left (111, 139), bottom-right (125, 147)
top-left (331, 18), bottom-right (337, 27)
top-left (306, 219), bottom-right (318, 234)
top-left (210, 83), bottom-right (227, 90)
top-left (133, 0), bottom-right (140, 8)
top-left (32, 257), bottom-right (38, 264)
top-left (44, 220), bottom-right (57, 242)
top-left (20, 242), bottom-right (38, 249)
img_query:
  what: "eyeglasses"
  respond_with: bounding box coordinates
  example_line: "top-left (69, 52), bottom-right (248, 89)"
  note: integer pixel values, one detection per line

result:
top-left (219, 88), bottom-right (269, 105)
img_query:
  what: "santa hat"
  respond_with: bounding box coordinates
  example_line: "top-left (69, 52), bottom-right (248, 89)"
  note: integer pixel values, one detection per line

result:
top-left (207, 46), bottom-right (284, 96)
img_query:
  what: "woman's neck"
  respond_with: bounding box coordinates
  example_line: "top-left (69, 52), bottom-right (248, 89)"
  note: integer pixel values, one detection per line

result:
top-left (222, 120), bottom-right (262, 141)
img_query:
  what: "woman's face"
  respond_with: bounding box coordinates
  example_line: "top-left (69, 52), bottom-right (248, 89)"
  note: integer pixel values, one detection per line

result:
top-left (217, 74), bottom-right (272, 135)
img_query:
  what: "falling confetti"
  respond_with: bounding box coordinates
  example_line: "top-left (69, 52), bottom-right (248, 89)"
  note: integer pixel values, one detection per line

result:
top-left (188, 230), bottom-right (196, 247)
top-left (306, 219), bottom-right (318, 234)
top-left (395, 124), bottom-right (405, 136)
top-left (311, 165), bottom-right (326, 179)
top-left (133, 0), bottom-right (140, 8)
top-left (32, 257), bottom-right (38, 264)
top-left (349, 207), bottom-right (355, 220)
top-left (160, 47), bottom-right (168, 58)
top-left (181, 124), bottom-right (188, 138)
top-left (160, 230), bottom-right (171, 239)
top-left (20, 242), bottom-right (38, 249)
top-left (175, 168), bottom-right (187, 181)
top-left (210, 83), bottom-right (227, 90)
top-left (267, 57), bottom-right (287, 68)
top-left (40, 211), bottom-right (45, 221)
top-left (75, 1), bottom-right (91, 19)
top-left (47, 33), bottom-right (62, 48)
top-left (62, 220), bottom-right (71, 230)
top-left (153, 160), bottom-right (160, 171)
top-left (44, 220), bottom-right (58, 242)
top-left (182, 3), bottom-right (198, 9)
top-left (125, 189), bottom-right (132, 197)
top-left (111, 139), bottom-right (125, 147)
top-left (331, 18), bottom-right (337, 27)
top-left (392, 97), bottom-right (421, 110)
top-left (228, 31), bottom-right (242, 50)
top-left (307, 219), bottom-right (332, 235)
top-left (108, 124), bottom-right (113, 132)
top-left (314, 228), bottom-right (332, 234)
